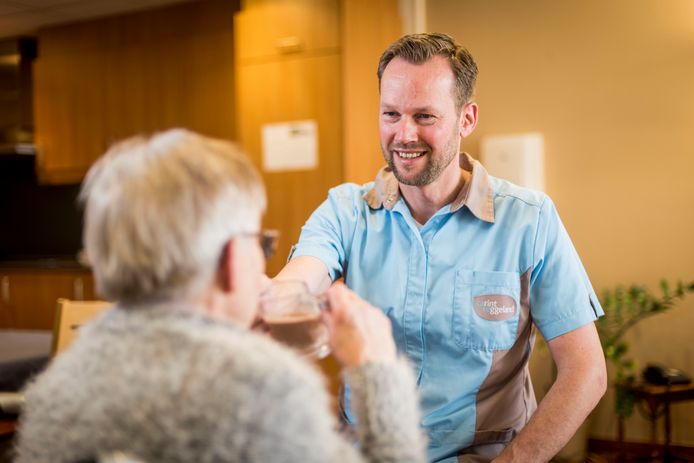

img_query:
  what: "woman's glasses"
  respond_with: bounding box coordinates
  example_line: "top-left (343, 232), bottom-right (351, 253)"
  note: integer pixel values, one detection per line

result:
top-left (239, 229), bottom-right (279, 260)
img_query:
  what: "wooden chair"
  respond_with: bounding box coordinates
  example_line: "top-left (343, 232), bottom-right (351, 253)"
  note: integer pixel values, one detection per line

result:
top-left (52, 299), bottom-right (110, 355)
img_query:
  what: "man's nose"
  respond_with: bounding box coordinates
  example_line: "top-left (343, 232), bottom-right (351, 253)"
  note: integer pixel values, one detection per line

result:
top-left (394, 117), bottom-right (418, 144)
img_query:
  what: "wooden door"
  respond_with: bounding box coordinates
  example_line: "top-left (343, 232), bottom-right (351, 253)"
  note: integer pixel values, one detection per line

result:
top-left (235, 0), bottom-right (343, 276)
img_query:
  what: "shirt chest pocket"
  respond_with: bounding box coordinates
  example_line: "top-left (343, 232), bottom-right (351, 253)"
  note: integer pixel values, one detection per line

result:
top-left (452, 269), bottom-right (521, 351)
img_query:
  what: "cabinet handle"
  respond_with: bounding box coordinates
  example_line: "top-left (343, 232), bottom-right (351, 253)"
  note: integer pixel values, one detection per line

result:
top-left (73, 277), bottom-right (84, 300)
top-left (1, 276), bottom-right (9, 304)
top-left (275, 36), bottom-right (304, 54)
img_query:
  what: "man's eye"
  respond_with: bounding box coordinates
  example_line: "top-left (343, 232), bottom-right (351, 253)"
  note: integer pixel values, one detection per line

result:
top-left (382, 111), bottom-right (399, 118)
top-left (416, 114), bottom-right (434, 121)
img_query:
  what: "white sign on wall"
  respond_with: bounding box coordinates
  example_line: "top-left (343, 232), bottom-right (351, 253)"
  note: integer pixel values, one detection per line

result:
top-left (480, 133), bottom-right (545, 191)
top-left (261, 120), bottom-right (318, 172)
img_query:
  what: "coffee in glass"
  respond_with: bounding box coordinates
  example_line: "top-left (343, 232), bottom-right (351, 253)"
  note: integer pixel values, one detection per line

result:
top-left (259, 280), bottom-right (330, 359)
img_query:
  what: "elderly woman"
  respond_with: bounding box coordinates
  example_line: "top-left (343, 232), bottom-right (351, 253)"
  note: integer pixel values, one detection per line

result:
top-left (15, 130), bottom-right (425, 463)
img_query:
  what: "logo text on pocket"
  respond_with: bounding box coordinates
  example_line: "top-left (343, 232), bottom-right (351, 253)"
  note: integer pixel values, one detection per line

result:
top-left (473, 295), bottom-right (517, 321)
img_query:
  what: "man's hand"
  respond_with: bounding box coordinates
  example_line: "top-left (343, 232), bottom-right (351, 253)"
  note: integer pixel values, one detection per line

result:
top-left (321, 282), bottom-right (397, 369)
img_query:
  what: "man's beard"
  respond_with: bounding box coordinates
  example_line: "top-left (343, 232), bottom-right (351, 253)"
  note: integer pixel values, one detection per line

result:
top-left (383, 135), bottom-right (460, 187)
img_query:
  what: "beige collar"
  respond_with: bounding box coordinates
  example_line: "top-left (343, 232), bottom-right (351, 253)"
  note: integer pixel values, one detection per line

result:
top-left (363, 152), bottom-right (495, 223)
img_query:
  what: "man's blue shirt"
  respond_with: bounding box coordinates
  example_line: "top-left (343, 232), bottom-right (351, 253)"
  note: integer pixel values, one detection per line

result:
top-left (290, 154), bottom-right (602, 462)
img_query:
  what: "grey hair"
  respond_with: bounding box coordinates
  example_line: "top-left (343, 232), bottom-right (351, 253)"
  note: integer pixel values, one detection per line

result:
top-left (377, 32), bottom-right (478, 111)
top-left (79, 129), bottom-right (266, 304)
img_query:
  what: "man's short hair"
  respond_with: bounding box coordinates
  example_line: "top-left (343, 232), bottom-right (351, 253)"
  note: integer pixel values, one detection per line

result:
top-left (377, 32), bottom-right (478, 111)
top-left (80, 129), bottom-right (265, 304)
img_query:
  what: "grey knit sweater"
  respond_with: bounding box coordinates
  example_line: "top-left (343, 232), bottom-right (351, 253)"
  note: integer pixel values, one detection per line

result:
top-left (16, 304), bottom-right (426, 463)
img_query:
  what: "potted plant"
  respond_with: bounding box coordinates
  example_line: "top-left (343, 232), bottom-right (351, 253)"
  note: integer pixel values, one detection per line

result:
top-left (595, 279), bottom-right (694, 433)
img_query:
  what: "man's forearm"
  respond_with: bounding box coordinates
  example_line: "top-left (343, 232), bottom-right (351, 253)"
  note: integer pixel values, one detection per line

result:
top-left (493, 324), bottom-right (607, 463)
top-left (492, 364), bottom-right (606, 462)
top-left (275, 255), bottom-right (332, 293)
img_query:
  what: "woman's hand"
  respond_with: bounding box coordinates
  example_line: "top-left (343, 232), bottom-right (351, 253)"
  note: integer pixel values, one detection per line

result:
top-left (322, 282), bottom-right (396, 369)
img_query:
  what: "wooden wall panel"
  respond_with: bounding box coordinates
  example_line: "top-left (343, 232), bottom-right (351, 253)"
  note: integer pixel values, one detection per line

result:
top-left (341, 0), bottom-right (402, 184)
top-left (34, 0), bottom-right (239, 184)
top-left (235, 0), bottom-right (342, 276)
top-left (236, 53), bottom-right (343, 276)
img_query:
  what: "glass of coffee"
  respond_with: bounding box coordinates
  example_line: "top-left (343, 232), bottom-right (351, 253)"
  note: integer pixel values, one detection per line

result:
top-left (259, 280), bottom-right (330, 359)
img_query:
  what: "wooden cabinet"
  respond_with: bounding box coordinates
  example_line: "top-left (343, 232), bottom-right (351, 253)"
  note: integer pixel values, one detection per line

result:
top-left (235, 0), bottom-right (342, 276)
top-left (0, 269), bottom-right (95, 330)
top-left (33, 0), bottom-right (239, 184)
top-left (33, 47), bottom-right (106, 184)
top-left (235, 0), bottom-right (339, 62)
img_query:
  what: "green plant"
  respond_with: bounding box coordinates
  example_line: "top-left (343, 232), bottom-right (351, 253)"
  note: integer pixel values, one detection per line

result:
top-left (596, 279), bottom-right (694, 418)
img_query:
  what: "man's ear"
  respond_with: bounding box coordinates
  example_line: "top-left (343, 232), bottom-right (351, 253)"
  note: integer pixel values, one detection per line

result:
top-left (217, 239), bottom-right (235, 293)
top-left (459, 101), bottom-right (478, 139)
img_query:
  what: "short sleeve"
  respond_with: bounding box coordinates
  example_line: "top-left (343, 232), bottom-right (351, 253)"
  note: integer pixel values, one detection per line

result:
top-left (289, 184), bottom-right (363, 281)
top-left (529, 197), bottom-right (603, 341)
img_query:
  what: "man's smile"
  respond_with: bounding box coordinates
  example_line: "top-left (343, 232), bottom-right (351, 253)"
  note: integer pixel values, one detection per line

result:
top-left (394, 150), bottom-right (426, 159)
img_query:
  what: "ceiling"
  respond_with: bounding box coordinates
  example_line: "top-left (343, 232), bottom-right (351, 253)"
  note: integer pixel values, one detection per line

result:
top-left (0, 0), bottom-right (197, 40)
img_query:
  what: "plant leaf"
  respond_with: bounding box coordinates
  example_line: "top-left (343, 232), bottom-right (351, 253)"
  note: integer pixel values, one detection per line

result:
top-left (660, 279), bottom-right (670, 298)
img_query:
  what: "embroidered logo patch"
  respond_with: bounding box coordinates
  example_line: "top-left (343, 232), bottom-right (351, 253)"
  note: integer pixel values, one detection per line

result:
top-left (473, 295), bottom-right (517, 321)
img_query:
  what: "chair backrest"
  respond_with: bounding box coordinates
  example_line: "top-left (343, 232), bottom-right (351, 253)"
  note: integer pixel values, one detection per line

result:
top-left (52, 299), bottom-right (110, 355)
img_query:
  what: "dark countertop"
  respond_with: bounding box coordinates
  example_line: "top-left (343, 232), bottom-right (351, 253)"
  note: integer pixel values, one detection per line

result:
top-left (0, 330), bottom-right (52, 363)
top-left (0, 258), bottom-right (90, 271)
top-left (0, 330), bottom-right (52, 391)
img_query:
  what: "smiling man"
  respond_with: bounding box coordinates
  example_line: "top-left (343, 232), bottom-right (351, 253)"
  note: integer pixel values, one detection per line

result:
top-left (278, 33), bottom-right (606, 462)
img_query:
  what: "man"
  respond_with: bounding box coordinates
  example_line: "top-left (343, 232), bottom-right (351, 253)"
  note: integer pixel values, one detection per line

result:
top-left (277, 33), bottom-right (607, 462)
top-left (16, 129), bottom-right (426, 463)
